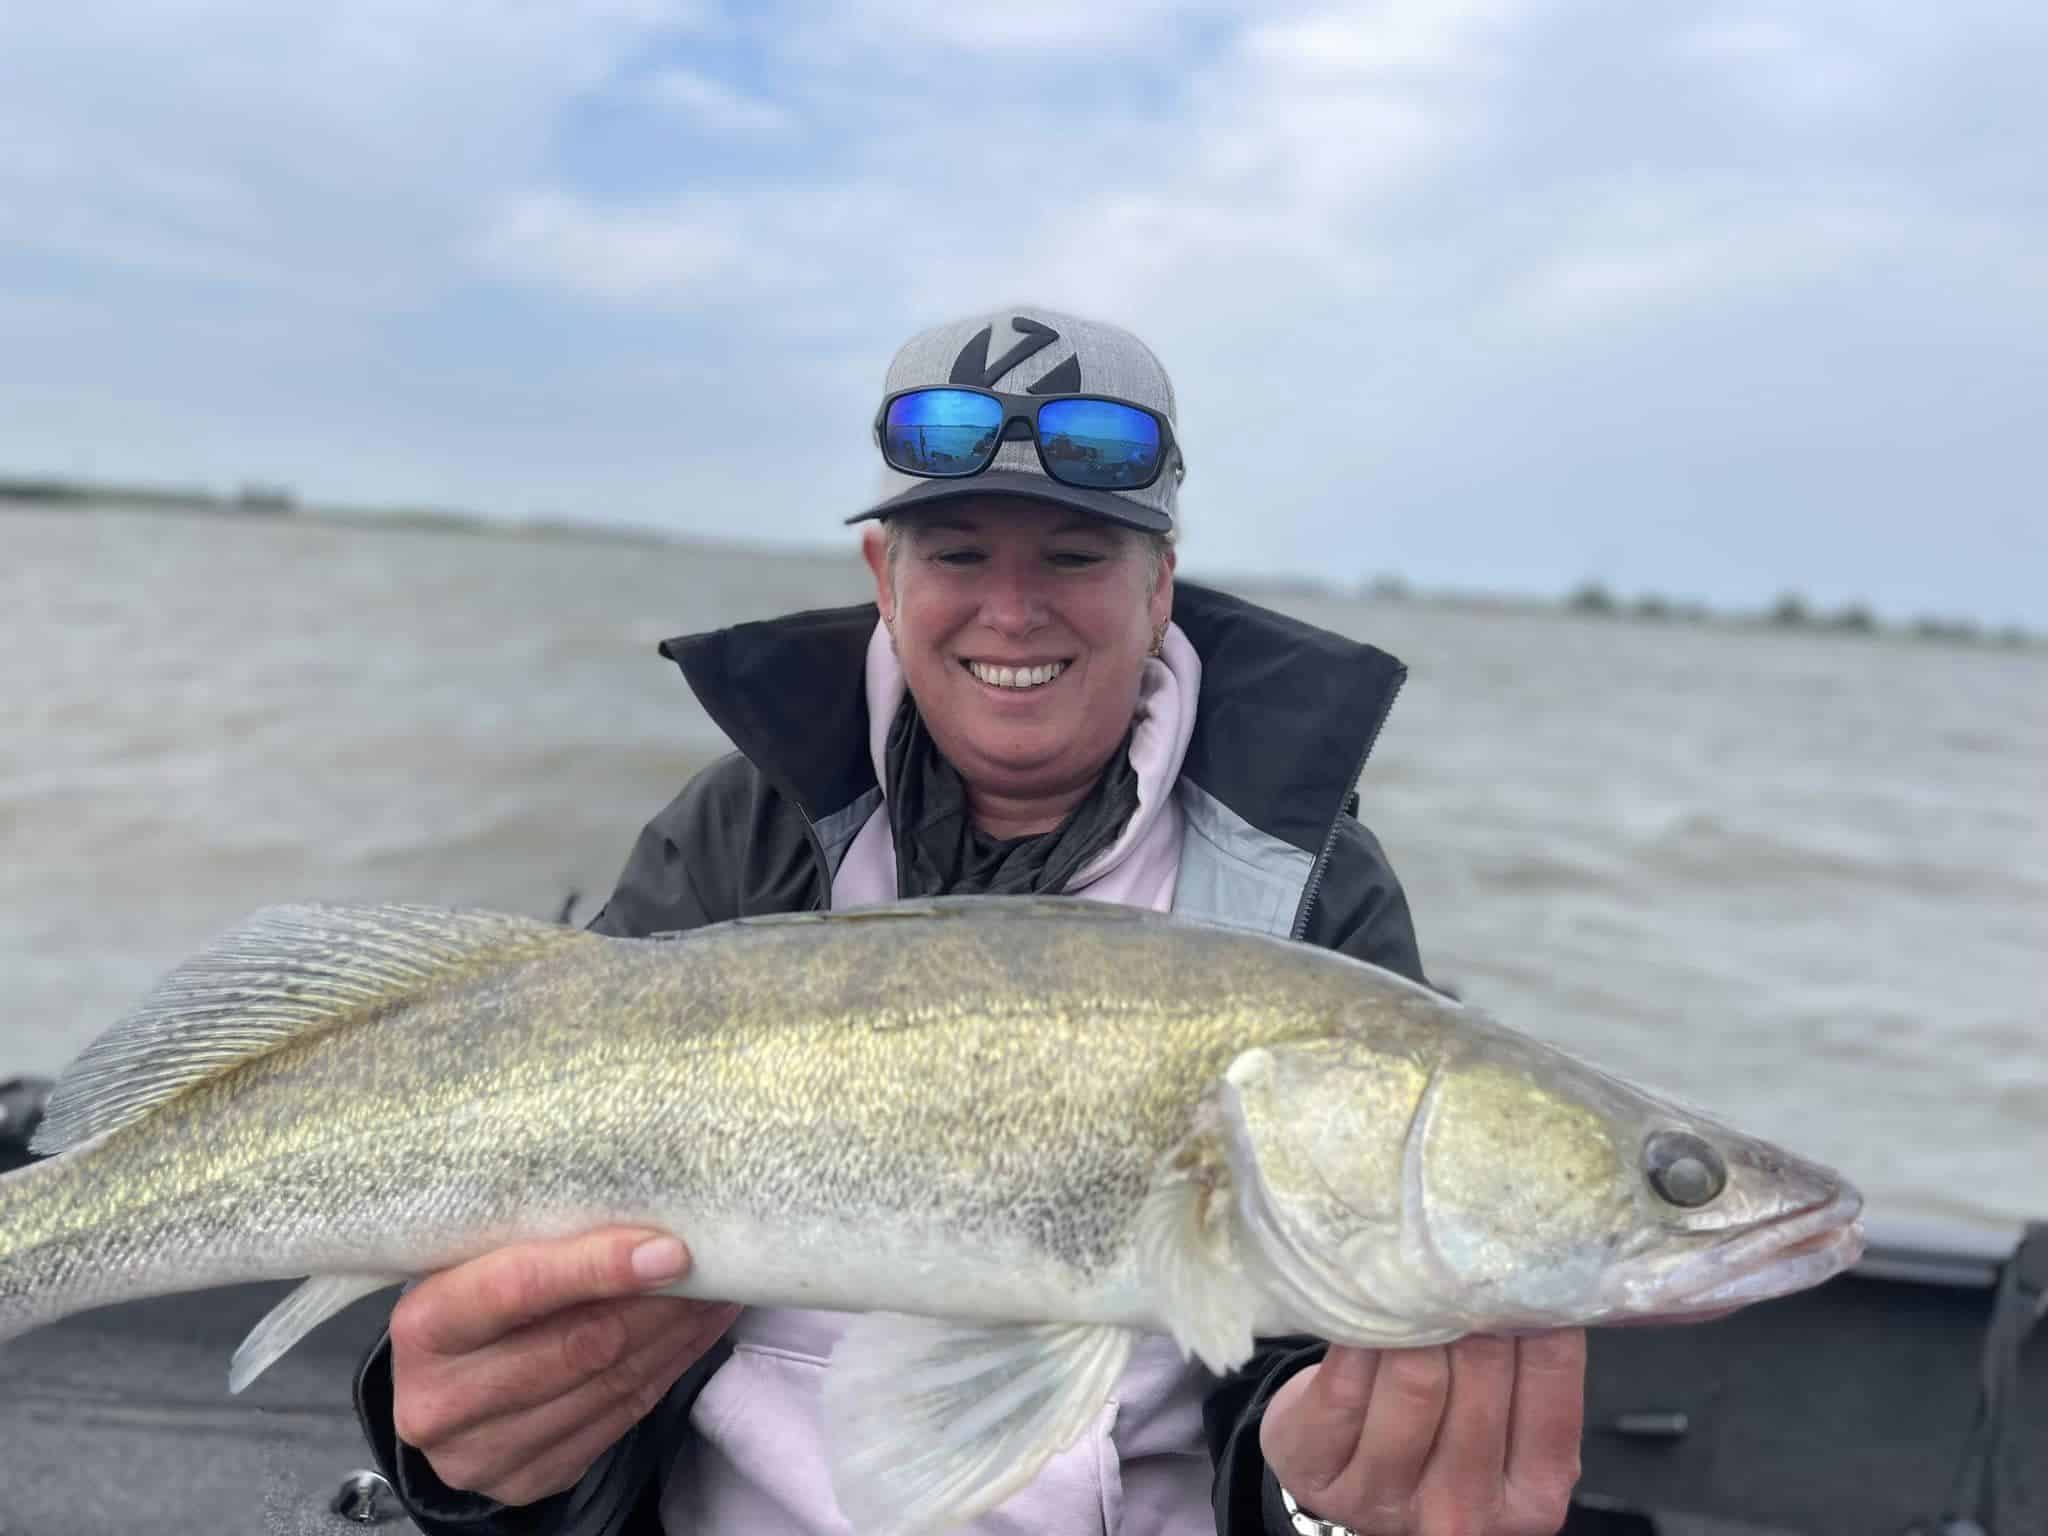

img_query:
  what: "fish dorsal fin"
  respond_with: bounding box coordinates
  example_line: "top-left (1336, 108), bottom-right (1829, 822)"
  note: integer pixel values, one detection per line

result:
top-left (908, 894), bottom-right (1148, 922)
top-left (821, 1313), bottom-right (1134, 1536)
top-left (32, 904), bottom-right (584, 1155)
top-left (791, 895), bottom-right (1152, 926)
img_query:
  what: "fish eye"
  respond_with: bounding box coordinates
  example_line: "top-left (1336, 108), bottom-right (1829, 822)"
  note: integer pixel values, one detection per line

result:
top-left (1644, 1130), bottom-right (1727, 1208)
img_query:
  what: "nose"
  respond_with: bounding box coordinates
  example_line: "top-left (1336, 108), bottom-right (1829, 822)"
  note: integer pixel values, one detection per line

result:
top-left (978, 555), bottom-right (1049, 637)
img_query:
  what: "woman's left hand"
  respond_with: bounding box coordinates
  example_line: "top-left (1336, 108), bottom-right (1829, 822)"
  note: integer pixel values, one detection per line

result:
top-left (1259, 1331), bottom-right (1586, 1536)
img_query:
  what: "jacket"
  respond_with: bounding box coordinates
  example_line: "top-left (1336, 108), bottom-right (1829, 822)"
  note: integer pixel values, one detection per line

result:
top-left (355, 579), bottom-right (1428, 1536)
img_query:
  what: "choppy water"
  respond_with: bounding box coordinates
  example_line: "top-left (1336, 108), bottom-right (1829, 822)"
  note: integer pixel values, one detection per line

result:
top-left (5, 504), bottom-right (2042, 1240)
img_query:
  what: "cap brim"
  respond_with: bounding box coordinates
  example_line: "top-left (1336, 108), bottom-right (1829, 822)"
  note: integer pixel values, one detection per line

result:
top-left (845, 469), bottom-right (1172, 535)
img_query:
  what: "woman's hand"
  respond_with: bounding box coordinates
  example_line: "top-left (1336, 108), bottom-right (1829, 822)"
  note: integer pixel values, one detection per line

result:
top-left (1260, 1331), bottom-right (1586, 1536)
top-left (388, 1227), bottom-right (742, 1507)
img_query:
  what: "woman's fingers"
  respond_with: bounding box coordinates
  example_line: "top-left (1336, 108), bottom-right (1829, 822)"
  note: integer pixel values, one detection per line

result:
top-left (1341, 1346), bottom-right (1451, 1529)
top-left (1258, 1331), bottom-right (1586, 1536)
top-left (385, 1227), bottom-right (742, 1506)
top-left (1499, 1330), bottom-right (1587, 1535)
top-left (422, 1300), bottom-right (743, 1502)
top-left (392, 1227), bottom-right (688, 1359)
top-left (401, 1292), bottom-right (730, 1435)
top-left (1407, 1335), bottom-right (1516, 1534)
top-left (1261, 1346), bottom-right (1384, 1495)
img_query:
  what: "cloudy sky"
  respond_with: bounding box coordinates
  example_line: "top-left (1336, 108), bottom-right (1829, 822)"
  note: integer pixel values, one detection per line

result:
top-left (4, 0), bottom-right (2043, 624)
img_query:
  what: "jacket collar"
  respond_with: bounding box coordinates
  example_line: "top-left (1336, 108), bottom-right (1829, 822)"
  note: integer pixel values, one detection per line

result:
top-left (658, 581), bottom-right (1406, 859)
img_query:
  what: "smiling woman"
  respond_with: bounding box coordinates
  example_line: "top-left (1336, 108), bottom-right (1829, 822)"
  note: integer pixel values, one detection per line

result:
top-left (350, 307), bottom-right (1585, 1536)
top-left (867, 502), bottom-right (1172, 841)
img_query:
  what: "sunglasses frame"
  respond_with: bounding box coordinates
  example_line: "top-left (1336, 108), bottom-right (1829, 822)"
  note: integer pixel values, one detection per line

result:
top-left (874, 385), bottom-right (1185, 493)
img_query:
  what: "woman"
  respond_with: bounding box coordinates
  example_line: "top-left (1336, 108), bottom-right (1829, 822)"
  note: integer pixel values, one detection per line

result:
top-left (353, 309), bottom-right (1586, 1536)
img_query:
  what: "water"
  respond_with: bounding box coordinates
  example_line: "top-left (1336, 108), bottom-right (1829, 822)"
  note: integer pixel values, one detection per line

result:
top-left (5, 503), bottom-right (2042, 1240)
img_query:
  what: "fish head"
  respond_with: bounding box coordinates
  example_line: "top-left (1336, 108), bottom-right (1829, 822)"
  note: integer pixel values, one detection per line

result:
top-left (1215, 1010), bottom-right (1863, 1342)
top-left (1405, 1021), bottom-right (1865, 1329)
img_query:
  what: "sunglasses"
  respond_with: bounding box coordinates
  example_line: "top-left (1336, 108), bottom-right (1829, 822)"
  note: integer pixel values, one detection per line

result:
top-left (875, 386), bottom-right (1183, 493)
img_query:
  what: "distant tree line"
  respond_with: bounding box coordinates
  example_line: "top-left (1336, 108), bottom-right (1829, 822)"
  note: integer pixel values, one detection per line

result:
top-left (1555, 581), bottom-right (2033, 648)
top-left (1357, 570), bottom-right (2032, 646)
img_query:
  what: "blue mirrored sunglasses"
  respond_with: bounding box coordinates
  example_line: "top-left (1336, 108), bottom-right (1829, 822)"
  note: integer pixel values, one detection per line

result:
top-left (875, 387), bottom-right (1183, 493)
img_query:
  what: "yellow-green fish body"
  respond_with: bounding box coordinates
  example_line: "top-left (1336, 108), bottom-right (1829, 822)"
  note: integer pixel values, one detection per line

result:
top-left (0, 897), bottom-right (1863, 1535)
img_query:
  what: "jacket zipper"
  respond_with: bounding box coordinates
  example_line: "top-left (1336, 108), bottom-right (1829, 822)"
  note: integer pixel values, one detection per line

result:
top-left (803, 813), bottom-right (832, 910)
top-left (1289, 669), bottom-right (1406, 942)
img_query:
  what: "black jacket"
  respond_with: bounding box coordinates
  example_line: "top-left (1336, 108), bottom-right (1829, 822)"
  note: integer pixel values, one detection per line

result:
top-left (356, 580), bottom-right (1428, 1535)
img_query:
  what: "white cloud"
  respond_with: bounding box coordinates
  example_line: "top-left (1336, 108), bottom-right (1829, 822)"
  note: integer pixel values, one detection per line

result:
top-left (643, 67), bottom-right (800, 140)
top-left (1244, 0), bottom-right (1528, 79)
top-left (0, 0), bottom-right (704, 304)
top-left (1680, 16), bottom-right (1804, 57)
top-left (3, 0), bottom-right (2045, 624)
top-left (1674, 12), bottom-right (1883, 113)
top-left (1504, 184), bottom-right (1909, 331)
top-left (481, 193), bottom-right (752, 301)
top-left (472, 0), bottom-right (1500, 331)
top-left (818, 0), bottom-right (1230, 52)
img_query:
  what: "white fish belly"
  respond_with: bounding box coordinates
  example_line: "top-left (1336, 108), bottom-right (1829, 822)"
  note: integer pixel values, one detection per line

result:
top-left (657, 1208), bottom-right (1160, 1330)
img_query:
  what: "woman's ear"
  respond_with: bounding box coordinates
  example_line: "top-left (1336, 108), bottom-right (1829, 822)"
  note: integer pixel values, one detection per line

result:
top-left (1151, 543), bottom-right (1177, 633)
top-left (861, 525), bottom-right (894, 625)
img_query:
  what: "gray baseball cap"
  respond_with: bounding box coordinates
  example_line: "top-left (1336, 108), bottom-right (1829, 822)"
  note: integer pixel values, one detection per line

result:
top-left (846, 306), bottom-right (1181, 536)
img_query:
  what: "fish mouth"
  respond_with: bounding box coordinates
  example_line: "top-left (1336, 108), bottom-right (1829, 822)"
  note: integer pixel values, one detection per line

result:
top-left (1610, 1187), bottom-right (1866, 1321)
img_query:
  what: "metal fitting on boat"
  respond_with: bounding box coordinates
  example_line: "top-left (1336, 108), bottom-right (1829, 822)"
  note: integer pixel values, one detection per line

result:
top-left (330, 1469), bottom-right (401, 1525)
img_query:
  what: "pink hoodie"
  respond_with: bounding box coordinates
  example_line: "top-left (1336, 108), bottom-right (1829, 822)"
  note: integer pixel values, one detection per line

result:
top-left (660, 621), bottom-right (1215, 1535)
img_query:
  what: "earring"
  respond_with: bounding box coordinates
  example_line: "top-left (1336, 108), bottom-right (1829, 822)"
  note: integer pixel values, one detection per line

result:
top-left (1149, 620), bottom-right (1167, 658)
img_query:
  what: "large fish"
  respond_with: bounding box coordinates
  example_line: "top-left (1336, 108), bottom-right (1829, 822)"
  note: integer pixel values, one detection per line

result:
top-left (0, 898), bottom-right (1861, 1533)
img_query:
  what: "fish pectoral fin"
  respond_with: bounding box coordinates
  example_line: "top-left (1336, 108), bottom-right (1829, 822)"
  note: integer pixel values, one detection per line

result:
top-left (820, 1312), bottom-right (1133, 1536)
top-left (1138, 1132), bottom-right (1265, 1374)
top-left (230, 1272), bottom-right (405, 1394)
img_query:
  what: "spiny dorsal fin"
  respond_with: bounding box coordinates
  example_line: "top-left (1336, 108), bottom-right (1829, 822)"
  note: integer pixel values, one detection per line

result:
top-left (734, 896), bottom-right (1154, 930)
top-left (31, 904), bottom-right (586, 1155)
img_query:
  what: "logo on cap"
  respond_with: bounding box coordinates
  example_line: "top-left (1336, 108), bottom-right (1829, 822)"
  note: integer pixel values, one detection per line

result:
top-left (948, 317), bottom-right (1082, 395)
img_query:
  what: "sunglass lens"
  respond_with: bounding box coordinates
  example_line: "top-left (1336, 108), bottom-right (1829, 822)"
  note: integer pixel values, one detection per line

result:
top-left (1034, 399), bottom-right (1162, 489)
top-left (882, 390), bottom-right (1005, 477)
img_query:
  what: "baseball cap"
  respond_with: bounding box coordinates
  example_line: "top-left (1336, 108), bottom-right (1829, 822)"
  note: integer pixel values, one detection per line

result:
top-left (846, 307), bottom-right (1181, 537)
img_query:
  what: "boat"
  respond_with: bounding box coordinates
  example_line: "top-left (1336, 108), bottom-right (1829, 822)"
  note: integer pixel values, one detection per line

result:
top-left (2, 1076), bottom-right (2040, 1533)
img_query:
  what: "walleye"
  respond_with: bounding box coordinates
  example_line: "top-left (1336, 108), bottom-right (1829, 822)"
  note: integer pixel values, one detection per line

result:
top-left (0, 897), bottom-right (1862, 1534)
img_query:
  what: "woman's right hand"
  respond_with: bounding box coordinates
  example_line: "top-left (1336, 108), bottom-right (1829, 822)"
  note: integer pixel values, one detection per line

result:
top-left (388, 1227), bottom-right (742, 1507)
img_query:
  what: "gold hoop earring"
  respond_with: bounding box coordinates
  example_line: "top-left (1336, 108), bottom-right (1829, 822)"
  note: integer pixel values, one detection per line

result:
top-left (1149, 621), bottom-right (1167, 658)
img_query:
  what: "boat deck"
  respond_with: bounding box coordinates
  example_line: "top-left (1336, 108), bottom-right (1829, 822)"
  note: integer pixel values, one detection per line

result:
top-left (0, 1281), bottom-right (414, 1534)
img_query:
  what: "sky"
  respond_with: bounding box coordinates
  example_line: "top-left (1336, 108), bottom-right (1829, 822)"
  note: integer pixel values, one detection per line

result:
top-left (3, 0), bottom-right (2043, 626)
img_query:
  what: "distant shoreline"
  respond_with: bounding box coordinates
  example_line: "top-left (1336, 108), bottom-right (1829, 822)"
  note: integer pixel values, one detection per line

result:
top-left (5, 472), bottom-right (2036, 650)
top-left (0, 472), bottom-right (689, 549)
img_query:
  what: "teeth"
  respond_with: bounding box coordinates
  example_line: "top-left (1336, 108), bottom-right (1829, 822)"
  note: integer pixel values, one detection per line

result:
top-left (967, 660), bottom-right (1067, 689)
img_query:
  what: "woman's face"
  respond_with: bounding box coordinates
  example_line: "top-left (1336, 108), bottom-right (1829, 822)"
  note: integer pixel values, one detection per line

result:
top-left (864, 497), bottom-right (1174, 817)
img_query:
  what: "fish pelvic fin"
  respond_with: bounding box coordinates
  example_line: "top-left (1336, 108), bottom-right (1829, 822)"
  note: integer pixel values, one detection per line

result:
top-left (230, 1271), bottom-right (404, 1393)
top-left (821, 1313), bottom-right (1134, 1536)
top-left (31, 904), bottom-right (587, 1155)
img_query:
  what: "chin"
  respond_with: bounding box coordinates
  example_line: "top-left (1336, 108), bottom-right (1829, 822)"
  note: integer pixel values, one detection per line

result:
top-left (963, 739), bottom-right (1071, 783)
